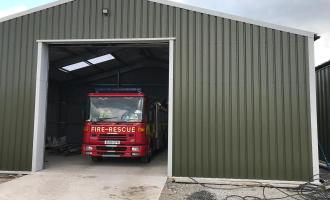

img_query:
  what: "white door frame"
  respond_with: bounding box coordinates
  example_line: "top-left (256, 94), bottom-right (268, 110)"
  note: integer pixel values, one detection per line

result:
top-left (308, 36), bottom-right (319, 180)
top-left (32, 38), bottom-right (175, 177)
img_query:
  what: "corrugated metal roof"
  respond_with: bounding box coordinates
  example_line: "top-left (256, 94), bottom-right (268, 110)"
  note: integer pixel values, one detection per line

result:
top-left (0, 0), bottom-right (316, 37)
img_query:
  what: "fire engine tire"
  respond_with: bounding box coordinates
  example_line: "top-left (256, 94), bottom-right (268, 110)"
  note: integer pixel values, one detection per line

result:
top-left (141, 152), bottom-right (152, 163)
top-left (91, 156), bottom-right (103, 162)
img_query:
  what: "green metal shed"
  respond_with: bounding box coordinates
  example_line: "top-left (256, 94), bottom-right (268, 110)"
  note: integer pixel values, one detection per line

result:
top-left (0, 0), bottom-right (319, 182)
top-left (316, 60), bottom-right (330, 164)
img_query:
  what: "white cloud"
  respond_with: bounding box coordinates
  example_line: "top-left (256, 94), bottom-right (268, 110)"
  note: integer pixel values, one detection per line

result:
top-left (172, 0), bottom-right (187, 2)
top-left (315, 34), bottom-right (330, 66)
top-left (0, 6), bottom-right (28, 19)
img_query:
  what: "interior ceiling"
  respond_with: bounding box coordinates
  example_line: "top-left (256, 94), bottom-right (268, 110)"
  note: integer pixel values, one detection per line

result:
top-left (49, 43), bottom-right (169, 83)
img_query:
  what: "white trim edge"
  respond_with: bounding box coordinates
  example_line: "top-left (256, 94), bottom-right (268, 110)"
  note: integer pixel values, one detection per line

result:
top-left (168, 40), bottom-right (174, 177)
top-left (0, 0), bottom-right (315, 37)
top-left (32, 38), bottom-right (175, 176)
top-left (172, 177), bottom-right (317, 189)
top-left (0, 171), bottom-right (31, 175)
top-left (308, 37), bottom-right (320, 181)
top-left (31, 43), bottom-right (43, 172)
top-left (32, 43), bottom-right (49, 172)
top-left (37, 38), bottom-right (176, 43)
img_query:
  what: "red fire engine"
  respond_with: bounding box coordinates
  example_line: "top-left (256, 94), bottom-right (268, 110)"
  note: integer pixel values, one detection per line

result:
top-left (81, 88), bottom-right (167, 163)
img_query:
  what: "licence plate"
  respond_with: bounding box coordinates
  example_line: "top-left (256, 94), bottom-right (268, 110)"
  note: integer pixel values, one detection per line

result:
top-left (104, 140), bottom-right (120, 145)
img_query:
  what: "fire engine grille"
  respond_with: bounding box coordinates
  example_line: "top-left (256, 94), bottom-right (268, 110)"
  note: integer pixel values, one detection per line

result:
top-left (98, 134), bottom-right (127, 141)
top-left (101, 152), bottom-right (124, 156)
top-left (96, 146), bottom-right (127, 151)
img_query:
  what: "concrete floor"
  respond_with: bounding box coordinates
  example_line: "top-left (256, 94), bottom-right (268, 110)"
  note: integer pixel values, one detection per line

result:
top-left (0, 151), bottom-right (168, 200)
top-left (44, 150), bottom-right (167, 176)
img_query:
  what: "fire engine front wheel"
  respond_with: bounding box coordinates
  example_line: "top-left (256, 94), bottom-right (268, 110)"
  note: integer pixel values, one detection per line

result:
top-left (141, 151), bottom-right (152, 163)
top-left (91, 156), bottom-right (103, 162)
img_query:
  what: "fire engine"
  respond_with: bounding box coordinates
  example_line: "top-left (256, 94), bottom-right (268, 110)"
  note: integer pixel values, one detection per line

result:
top-left (81, 88), bottom-right (167, 163)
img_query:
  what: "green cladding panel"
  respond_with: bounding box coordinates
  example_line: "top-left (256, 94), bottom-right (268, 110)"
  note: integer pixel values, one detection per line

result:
top-left (316, 62), bottom-right (330, 162)
top-left (0, 0), bottom-right (313, 180)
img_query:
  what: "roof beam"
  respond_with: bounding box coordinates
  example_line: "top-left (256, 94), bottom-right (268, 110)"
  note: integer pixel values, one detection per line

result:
top-left (67, 60), bottom-right (168, 85)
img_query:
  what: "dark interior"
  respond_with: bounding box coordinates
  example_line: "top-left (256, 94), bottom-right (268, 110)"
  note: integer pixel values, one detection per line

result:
top-left (45, 43), bottom-right (169, 154)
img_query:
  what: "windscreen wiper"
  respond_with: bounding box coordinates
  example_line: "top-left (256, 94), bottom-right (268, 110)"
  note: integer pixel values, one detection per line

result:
top-left (94, 117), bottom-right (119, 122)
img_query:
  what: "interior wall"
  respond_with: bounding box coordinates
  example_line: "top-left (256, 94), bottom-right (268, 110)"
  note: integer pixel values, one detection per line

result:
top-left (46, 81), bottom-right (60, 138)
top-left (46, 65), bottom-right (168, 146)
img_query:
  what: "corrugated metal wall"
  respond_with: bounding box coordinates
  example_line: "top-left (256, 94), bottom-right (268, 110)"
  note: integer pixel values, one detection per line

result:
top-left (0, 0), bottom-right (313, 181)
top-left (316, 63), bottom-right (330, 162)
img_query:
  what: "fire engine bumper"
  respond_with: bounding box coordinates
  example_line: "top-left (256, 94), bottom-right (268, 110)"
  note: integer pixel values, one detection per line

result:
top-left (81, 144), bottom-right (148, 158)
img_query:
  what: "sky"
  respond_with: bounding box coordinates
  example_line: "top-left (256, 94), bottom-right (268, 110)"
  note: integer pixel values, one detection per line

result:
top-left (0, 0), bottom-right (329, 66)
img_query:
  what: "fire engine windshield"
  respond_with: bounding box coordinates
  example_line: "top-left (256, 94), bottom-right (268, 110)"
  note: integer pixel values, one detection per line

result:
top-left (89, 96), bottom-right (144, 122)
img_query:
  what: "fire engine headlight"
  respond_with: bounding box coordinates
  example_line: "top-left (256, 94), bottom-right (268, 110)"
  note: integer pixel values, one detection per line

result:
top-left (132, 147), bottom-right (140, 152)
top-left (138, 127), bottom-right (145, 133)
top-left (86, 146), bottom-right (93, 151)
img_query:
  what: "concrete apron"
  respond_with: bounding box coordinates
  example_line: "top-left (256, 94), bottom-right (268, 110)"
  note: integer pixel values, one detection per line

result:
top-left (0, 151), bottom-right (168, 200)
top-left (0, 172), bottom-right (167, 200)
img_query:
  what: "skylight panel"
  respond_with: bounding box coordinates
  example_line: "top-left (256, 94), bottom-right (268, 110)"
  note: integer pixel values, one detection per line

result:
top-left (62, 62), bottom-right (90, 72)
top-left (88, 54), bottom-right (115, 65)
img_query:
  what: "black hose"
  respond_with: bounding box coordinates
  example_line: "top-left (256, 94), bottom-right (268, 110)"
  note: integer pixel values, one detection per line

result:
top-left (187, 174), bottom-right (330, 200)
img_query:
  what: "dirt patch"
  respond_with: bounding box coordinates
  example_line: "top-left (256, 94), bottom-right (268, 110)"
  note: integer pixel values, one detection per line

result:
top-left (83, 175), bottom-right (97, 179)
top-left (122, 186), bottom-right (159, 197)
top-left (107, 185), bottom-right (160, 200)
top-left (0, 174), bottom-right (23, 184)
top-left (187, 190), bottom-right (217, 200)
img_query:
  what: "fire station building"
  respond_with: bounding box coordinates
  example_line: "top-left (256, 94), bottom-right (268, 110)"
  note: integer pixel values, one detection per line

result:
top-left (0, 0), bottom-right (319, 182)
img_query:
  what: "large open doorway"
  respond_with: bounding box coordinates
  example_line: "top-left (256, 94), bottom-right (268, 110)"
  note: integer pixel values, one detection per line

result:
top-left (32, 39), bottom-right (174, 177)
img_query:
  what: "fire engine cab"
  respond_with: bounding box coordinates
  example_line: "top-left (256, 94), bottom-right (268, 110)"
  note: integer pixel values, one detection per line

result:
top-left (82, 88), bottom-right (167, 163)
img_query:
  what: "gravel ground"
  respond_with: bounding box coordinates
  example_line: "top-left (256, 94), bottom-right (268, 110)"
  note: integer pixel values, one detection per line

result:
top-left (159, 179), bottom-right (303, 200)
top-left (0, 174), bottom-right (23, 184)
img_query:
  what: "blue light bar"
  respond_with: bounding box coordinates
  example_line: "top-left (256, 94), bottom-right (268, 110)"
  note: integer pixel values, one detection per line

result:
top-left (95, 88), bottom-right (142, 93)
